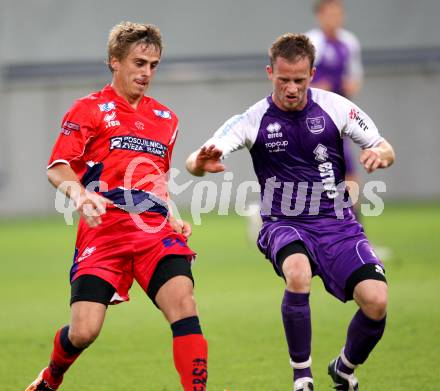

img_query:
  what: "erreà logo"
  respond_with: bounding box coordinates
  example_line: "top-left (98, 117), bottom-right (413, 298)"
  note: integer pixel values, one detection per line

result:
top-left (266, 122), bottom-right (283, 139)
top-left (267, 122), bottom-right (281, 133)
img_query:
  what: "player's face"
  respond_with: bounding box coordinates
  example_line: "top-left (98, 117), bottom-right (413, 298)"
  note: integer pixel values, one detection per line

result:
top-left (111, 43), bottom-right (161, 104)
top-left (318, 2), bottom-right (345, 37)
top-left (267, 56), bottom-right (315, 111)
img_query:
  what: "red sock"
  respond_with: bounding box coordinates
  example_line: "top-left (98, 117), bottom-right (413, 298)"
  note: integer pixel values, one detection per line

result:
top-left (173, 334), bottom-right (208, 391)
top-left (43, 326), bottom-right (83, 388)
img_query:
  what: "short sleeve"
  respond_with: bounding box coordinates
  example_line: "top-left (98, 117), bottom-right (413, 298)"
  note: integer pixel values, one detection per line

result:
top-left (47, 100), bottom-right (96, 171)
top-left (311, 89), bottom-right (383, 149)
top-left (202, 98), bottom-right (269, 158)
top-left (342, 102), bottom-right (383, 149)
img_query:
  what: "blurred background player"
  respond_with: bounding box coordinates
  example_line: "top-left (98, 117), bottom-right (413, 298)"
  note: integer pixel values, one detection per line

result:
top-left (25, 22), bottom-right (207, 391)
top-left (306, 0), bottom-right (363, 218)
top-left (307, 0), bottom-right (363, 98)
top-left (186, 33), bottom-right (394, 391)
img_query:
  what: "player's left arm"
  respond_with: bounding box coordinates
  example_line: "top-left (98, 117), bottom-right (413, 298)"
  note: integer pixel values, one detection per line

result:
top-left (360, 139), bottom-right (395, 173)
top-left (339, 97), bottom-right (395, 173)
top-left (166, 194), bottom-right (191, 238)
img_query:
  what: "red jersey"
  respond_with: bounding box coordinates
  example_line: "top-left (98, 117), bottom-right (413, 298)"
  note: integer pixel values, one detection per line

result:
top-left (48, 85), bottom-right (178, 214)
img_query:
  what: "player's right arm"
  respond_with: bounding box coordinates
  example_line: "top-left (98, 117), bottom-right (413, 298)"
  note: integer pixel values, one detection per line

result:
top-left (186, 113), bottom-right (248, 177)
top-left (47, 163), bottom-right (112, 227)
top-left (48, 99), bottom-right (112, 227)
top-left (186, 99), bottom-right (266, 176)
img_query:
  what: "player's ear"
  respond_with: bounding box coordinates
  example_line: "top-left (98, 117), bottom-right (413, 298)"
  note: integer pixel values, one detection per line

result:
top-left (310, 67), bottom-right (316, 81)
top-left (110, 56), bottom-right (120, 72)
top-left (266, 64), bottom-right (274, 80)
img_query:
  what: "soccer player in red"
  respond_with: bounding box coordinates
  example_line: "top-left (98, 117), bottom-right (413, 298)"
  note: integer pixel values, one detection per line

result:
top-left (25, 22), bottom-right (207, 391)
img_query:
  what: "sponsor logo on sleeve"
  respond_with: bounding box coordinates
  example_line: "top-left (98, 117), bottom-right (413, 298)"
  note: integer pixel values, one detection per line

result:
top-left (98, 101), bottom-right (116, 112)
top-left (153, 109), bottom-right (172, 119)
top-left (61, 121), bottom-right (80, 135)
top-left (306, 116), bottom-right (325, 134)
top-left (349, 108), bottom-right (369, 131)
top-left (109, 135), bottom-right (168, 158)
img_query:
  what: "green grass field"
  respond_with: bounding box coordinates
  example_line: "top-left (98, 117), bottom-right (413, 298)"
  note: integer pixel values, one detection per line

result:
top-left (1, 202), bottom-right (440, 390)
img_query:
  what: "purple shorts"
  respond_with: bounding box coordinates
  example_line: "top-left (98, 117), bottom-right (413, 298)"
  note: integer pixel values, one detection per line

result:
top-left (257, 215), bottom-right (383, 302)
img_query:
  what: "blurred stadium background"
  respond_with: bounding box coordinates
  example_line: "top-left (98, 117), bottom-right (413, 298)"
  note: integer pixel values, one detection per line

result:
top-left (1, 0), bottom-right (439, 390)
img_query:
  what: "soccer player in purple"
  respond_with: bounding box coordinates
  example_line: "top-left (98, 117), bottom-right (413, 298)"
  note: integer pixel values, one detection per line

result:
top-left (306, 0), bottom-right (363, 98)
top-left (186, 33), bottom-right (395, 391)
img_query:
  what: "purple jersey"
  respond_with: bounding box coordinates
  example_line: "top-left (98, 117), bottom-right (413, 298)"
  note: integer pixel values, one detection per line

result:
top-left (343, 137), bottom-right (356, 175)
top-left (306, 28), bottom-right (363, 96)
top-left (204, 88), bottom-right (383, 221)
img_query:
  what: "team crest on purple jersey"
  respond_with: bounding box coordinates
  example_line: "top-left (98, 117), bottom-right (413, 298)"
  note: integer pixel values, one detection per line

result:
top-left (306, 116), bottom-right (325, 134)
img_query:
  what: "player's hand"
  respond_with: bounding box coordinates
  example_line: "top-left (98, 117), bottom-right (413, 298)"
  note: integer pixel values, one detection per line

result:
top-left (195, 145), bottom-right (226, 173)
top-left (74, 190), bottom-right (113, 227)
top-left (168, 215), bottom-right (192, 237)
top-left (360, 148), bottom-right (389, 173)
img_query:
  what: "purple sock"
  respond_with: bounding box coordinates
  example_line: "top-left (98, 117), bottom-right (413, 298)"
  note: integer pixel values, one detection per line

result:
top-left (336, 356), bottom-right (354, 375)
top-left (281, 290), bottom-right (312, 381)
top-left (341, 309), bottom-right (386, 372)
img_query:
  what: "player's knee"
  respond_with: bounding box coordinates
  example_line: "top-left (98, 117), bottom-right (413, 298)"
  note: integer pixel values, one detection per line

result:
top-left (360, 290), bottom-right (388, 320)
top-left (283, 261), bottom-right (312, 292)
top-left (281, 253), bottom-right (312, 293)
top-left (160, 290), bottom-right (197, 324)
top-left (370, 294), bottom-right (387, 320)
top-left (174, 292), bottom-right (197, 317)
top-left (69, 326), bottom-right (100, 349)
